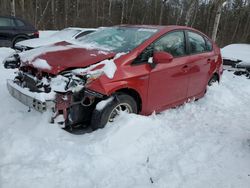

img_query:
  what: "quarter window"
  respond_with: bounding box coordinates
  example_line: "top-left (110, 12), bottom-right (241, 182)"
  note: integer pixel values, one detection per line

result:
top-left (188, 31), bottom-right (206, 54)
top-left (154, 31), bottom-right (186, 57)
top-left (16, 19), bottom-right (25, 27)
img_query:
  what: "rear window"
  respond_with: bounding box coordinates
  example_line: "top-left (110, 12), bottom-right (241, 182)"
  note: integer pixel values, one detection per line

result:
top-left (188, 31), bottom-right (206, 54)
top-left (0, 17), bottom-right (15, 27)
top-left (205, 38), bottom-right (213, 51)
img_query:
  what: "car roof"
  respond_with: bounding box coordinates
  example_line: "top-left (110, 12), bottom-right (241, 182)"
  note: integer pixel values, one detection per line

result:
top-left (118, 24), bottom-right (196, 31)
top-left (66, 27), bottom-right (97, 31)
top-left (117, 24), bottom-right (210, 40)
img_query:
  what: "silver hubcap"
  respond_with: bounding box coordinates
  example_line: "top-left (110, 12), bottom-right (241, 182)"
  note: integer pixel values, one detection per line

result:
top-left (108, 103), bottom-right (132, 122)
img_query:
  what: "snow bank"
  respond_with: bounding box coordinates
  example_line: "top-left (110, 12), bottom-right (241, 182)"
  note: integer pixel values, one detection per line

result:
top-left (0, 47), bottom-right (15, 63)
top-left (0, 47), bottom-right (250, 188)
top-left (221, 44), bottom-right (250, 64)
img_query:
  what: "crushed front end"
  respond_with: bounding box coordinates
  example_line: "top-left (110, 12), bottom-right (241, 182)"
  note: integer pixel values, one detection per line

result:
top-left (4, 55), bottom-right (106, 129)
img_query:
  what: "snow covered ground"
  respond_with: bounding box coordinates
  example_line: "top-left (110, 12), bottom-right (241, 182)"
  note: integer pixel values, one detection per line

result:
top-left (0, 47), bottom-right (250, 188)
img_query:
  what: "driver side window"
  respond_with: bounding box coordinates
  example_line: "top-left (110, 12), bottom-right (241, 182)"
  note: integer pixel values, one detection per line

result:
top-left (154, 31), bottom-right (186, 57)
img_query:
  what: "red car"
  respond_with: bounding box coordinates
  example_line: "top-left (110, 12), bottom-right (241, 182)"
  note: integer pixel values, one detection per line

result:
top-left (4, 25), bottom-right (223, 131)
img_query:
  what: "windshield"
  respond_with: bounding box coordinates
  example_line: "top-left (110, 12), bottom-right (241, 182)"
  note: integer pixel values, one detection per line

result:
top-left (52, 28), bottom-right (81, 39)
top-left (76, 27), bottom-right (159, 53)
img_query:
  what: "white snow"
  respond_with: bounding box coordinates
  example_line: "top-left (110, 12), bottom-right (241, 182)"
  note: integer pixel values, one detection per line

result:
top-left (19, 44), bottom-right (77, 63)
top-left (0, 46), bottom-right (250, 188)
top-left (72, 58), bottom-right (117, 79)
top-left (0, 47), bottom-right (15, 63)
top-left (17, 28), bottom-right (96, 49)
top-left (32, 58), bottom-right (51, 70)
top-left (96, 96), bottom-right (114, 111)
top-left (39, 30), bottom-right (58, 38)
top-left (221, 44), bottom-right (250, 64)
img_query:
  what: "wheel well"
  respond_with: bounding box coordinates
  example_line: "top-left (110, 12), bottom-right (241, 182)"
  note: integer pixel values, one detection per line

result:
top-left (213, 72), bottom-right (220, 82)
top-left (115, 88), bottom-right (142, 113)
top-left (12, 35), bottom-right (29, 43)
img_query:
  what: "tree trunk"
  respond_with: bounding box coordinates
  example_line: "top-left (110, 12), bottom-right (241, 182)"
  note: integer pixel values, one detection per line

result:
top-left (159, 0), bottom-right (165, 25)
top-left (120, 0), bottom-right (125, 24)
top-left (64, 0), bottom-right (68, 27)
top-left (10, 0), bottom-right (15, 16)
top-left (21, 0), bottom-right (25, 15)
top-left (212, 0), bottom-right (227, 41)
top-left (108, 0), bottom-right (112, 18)
top-left (51, 0), bottom-right (56, 28)
top-left (185, 0), bottom-right (196, 26)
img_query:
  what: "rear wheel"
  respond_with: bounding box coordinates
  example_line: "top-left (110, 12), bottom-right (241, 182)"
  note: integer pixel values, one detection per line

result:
top-left (208, 74), bottom-right (218, 86)
top-left (91, 93), bottom-right (137, 130)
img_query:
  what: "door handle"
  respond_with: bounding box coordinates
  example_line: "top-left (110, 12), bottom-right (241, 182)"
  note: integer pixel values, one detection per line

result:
top-left (181, 65), bottom-right (189, 72)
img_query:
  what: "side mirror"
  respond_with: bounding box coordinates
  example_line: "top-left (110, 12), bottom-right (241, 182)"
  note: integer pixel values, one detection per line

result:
top-left (153, 51), bottom-right (173, 64)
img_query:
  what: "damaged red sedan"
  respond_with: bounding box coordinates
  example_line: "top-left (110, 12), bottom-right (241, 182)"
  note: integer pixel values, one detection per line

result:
top-left (4, 25), bottom-right (223, 131)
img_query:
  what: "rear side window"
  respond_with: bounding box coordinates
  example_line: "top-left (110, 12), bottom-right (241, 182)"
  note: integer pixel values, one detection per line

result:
top-left (75, 30), bottom-right (94, 39)
top-left (0, 17), bottom-right (15, 27)
top-left (154, 31), bottom-right (186, 57)
top-left (205, 38), bottom-right (213, 51)
top-left (16, 19), bottom-right (25, 27)
top-left (188, 31), bottom-right (206, 54)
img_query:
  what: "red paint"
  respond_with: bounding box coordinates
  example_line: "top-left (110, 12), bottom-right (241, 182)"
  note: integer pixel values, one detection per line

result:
top-left (27, 25), bottom-right (222, 115)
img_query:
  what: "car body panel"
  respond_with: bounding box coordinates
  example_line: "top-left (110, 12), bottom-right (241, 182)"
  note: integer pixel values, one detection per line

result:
top-left (15, 28), bottom-right (97, 50)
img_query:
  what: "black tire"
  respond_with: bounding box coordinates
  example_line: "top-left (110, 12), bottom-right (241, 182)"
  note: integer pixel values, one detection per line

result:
top-left (91, 93), bottom-right (138, 130)
top-left (208, 74), bottom-right (218, 86)
top-left (12, 37), bottom-right (28, 48)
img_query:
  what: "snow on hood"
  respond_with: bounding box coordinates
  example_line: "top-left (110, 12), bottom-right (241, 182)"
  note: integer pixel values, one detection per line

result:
top-left (19, 44), bottom-right (77, 63)
top-left (16, 37), bottom-right (65, 48)
top-left (221, 44), bottom-right (250, 64)
top-left (32, 58), bottom-right (51, 70)
top-left (72, 53), bottom-right (125, 79)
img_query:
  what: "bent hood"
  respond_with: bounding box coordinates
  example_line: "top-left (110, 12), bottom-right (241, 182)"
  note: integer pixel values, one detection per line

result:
top-left (19, 42), bottom-right (116, 75)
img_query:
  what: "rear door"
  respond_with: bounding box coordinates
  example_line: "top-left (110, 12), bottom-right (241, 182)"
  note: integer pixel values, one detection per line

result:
top-left (185, 31), bottom-right (216, 98)
top-left (0, 17), bottom-right (16, 46)
top-left (147, 31), bottom-right (189, 112)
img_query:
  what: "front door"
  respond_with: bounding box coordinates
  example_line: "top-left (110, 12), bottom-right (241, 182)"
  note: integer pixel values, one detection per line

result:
top-left (147, 31), bottom-right (189, 112)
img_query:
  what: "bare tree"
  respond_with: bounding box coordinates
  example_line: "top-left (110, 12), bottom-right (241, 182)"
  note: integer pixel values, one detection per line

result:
top-left (10, 0), bottom-right (15, 16)
top-left (212, 0), bottom-right (227, 41)
top-left (120, 0), bottom-right (126, 24)
top-left (159, 0), bottom-right (169, 25)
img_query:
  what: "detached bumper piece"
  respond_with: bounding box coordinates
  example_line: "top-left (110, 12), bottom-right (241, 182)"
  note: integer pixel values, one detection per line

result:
top-left (7, 79), bottom-right (55, 112)
top-left (4, 54), bottom-right (21, 69)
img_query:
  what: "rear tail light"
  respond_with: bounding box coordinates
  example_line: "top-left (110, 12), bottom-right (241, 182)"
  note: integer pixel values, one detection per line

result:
top-left (34, 31), bottom-right (39, 38)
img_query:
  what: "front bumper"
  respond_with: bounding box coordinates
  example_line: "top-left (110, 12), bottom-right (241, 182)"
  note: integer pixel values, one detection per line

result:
top-left (7, 79), bottom-right (55, 112)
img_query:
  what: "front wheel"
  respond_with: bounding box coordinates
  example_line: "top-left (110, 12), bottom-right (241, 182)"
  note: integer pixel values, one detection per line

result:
top-left (91, 93), bottom-right (138, 130)
top-left (208, 74), bottom-right (218, 86)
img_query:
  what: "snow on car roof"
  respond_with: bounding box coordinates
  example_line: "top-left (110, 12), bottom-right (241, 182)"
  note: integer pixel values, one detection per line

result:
top-left (221, 43), bottom-right (250, 64)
